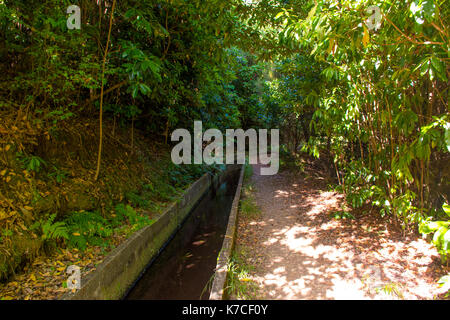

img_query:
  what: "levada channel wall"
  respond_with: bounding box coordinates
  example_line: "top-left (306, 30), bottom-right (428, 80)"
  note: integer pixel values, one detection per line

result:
top-left (209, 164), bottom-right (245, 300)
top-left (62, 164), bottom-right (241, 300)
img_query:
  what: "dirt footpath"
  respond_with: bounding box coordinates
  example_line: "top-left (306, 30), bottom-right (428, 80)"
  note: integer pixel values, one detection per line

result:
top-left (235, 164), bottom-right (446, 300)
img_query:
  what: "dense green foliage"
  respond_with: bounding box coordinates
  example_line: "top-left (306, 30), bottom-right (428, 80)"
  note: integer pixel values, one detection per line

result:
top-left (0, 0), bottom-right (449, 291)
top-left (278, 0), bottom-right (449, 227)
top-left (276, 0), bottom-right (449, 263)
top-left (259, 0), bottom-right (449, 262)
top-left (0, 0), bottom-right (276, 133)
top-left (229, 0), bottom-right (450, 267)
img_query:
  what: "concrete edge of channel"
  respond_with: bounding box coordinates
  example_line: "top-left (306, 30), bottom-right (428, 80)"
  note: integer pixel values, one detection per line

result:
top-left (209, 164), bottom-right (245, 300)
top-left (61, 165), bottom-right (240, 300)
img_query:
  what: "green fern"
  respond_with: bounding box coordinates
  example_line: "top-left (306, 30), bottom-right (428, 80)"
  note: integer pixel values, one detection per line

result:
top-left (115, 204), bottom-right (154, 229)
top-left (125, 192), bottom-right (149, 208)
top-left (65, 211), bottom-right (113, 250)
top-left (31, 214), bottom-right (69, 241)
top-left (115, 203), bottom-right (143, 224)
top-left (31, 214), bottom-right (69, 253)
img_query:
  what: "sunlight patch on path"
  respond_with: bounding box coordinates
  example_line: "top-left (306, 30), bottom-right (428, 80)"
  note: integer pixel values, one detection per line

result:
top-left (237, 164), bottom-right (443, 300)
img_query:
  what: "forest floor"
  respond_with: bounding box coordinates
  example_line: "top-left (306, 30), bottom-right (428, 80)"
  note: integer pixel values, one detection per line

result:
top-left (233, 162), bottom-right (449, 300)
top-left (0, 114), bottom-right (215, 300)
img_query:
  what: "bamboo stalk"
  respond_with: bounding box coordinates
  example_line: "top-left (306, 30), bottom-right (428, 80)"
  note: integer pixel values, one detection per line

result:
top-left (94, 0), bottom-right (117, 181)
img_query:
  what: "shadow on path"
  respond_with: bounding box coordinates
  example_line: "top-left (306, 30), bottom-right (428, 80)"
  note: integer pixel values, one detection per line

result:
top-left (235, 164), bottom-right (443, 300)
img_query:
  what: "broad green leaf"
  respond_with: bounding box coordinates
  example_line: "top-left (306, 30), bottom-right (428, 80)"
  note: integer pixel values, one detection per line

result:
top-left (445, 126), bottom-right (450, 152)
top-left (443, 229), bottom-right (450, 251)
top-left (420, 221), bottom-right (440, 234)
top-left (274, 12), bottom-right (284, 20)
top-left (444, 204), bottom-right (450, 217)
top-left (433, 226), bottom-right (447, 246)
top-left (430, 57), bottom-right (447, 81)
top-left (307, 3), bottom-right (318, 21)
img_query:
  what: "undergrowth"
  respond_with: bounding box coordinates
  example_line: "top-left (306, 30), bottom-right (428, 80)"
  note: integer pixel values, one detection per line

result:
top-left (239, 183), bottom-right (261, 220)
top-left (0, 131), bottom-right (225, 281)
top-left (29, 205), bottom-right (155, 253)
top-left (226, 164), bottom-right (261, 299)
top-left (225, 246), bottom-right (259, 300)
top-left (239, 163), bottom-right (261, 220)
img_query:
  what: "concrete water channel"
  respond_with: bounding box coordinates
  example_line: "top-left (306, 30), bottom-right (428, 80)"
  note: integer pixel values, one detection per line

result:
top-left (63, 165), bottom-right (243, 300)
top-left (126, 171), bottom-right (240, 300)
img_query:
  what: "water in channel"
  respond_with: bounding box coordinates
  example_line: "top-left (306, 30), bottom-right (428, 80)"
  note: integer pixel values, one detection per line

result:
top-left (125, 172), bottom-right (239, 300)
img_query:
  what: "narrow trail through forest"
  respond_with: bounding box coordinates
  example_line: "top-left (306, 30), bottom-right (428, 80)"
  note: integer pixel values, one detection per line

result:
top-left (235, 164), bottom-right (444, 300)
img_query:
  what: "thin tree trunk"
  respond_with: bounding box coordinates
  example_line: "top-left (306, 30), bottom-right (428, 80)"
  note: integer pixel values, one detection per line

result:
top-left (94, 0), bottom-right (116, 181)
top-left (131, 116), bottom-right (134, 155)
